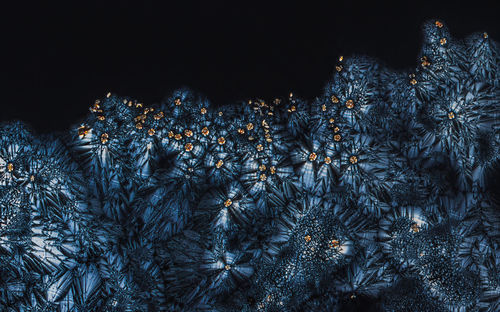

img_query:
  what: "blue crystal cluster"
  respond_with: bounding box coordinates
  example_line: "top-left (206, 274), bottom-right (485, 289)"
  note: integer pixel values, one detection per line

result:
top-left (0, 20), bottom-right (499, 311)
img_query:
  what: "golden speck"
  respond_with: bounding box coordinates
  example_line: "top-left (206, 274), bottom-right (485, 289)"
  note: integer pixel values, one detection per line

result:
top-left (304, 235), bottom-right (311, 243)
top-left (187, 167), bottom-right (194, 172)
top-left (136, 123), bottom-right (143, 130)
top-left (440, 38), bottom-right (447, 45)
top-left (248, 136), bottom-right (254, 141)
top-left (329, 118), bottom-right (335, 124)
top-left (483, 32), bottom-right (488, 39)
top-left (346, 100), bottom-right (354, 109)
top-left (136, 103), bottom-right (143, 108)
top-left (106, 92), bottom-right (111, 98)
top-left (30, 175), bottom-right (35, 182)
top-left (225, 264), bottom-right (231, 270)
top-left (336, 65), bottom-right (343, 72)
top-left (216, 159), bottom-right (224, 168)
top-left (148, 128), bottom-right (155, 136)
top-left (334, 126), bottom-right (340, 133)
top-left (184, 143), bottom-right (193, 152)
top-left (322, 104), bottom-right (327, 111)
top-left (224, 199), bottom-right (232, 207)
top-left (184, 129), bottom-right (193, 137)
top-left (448, 111), bottom-right (455, 119)
top-left (259, 173), bottom-right (267, 181)
top-left (435, 20), bottom-right (443, 28)
top-left (168, 131), bottom-right (174, 138)
top-left (349, 155), bottom-right (358, 164)
top-left (7, 163), bottom-right (14, 172)
top-left (174, 98), bottom-right (182, 106)
top-left (309, 152), bottom-right (317, 161)
top-left (330, 239), bottom-right (340, 248)
top-left (174, 133), bottom-right (182, 140)
top-left (100, 133), bottom-right (109, 144)
top-left (238, 128), bottom-right (245, 134)
top-left (421, 56), bottom-right (430, 67)
top-left (218, 137), bottom-right (226, 145)
top-left (201, 127), bottom-right (210, 136)
top-left (270, 166), bottom-right (276, 174)
top-left (410, 79), bottom-right (417, 85)
top-left (259, 164), bottom-right (267, 171)
top-left (334, 134), bottom-right (341, 142)
top-left (127, 101), bottom-right (133, 107)
top-left (218, 111), bottom-right (223, 116)
top-left (247, 123), bottom-right (254, 131)
top-left (200, 107), bottom-right (207, 114)
top-left (411, 223), bottom-right (420, 233)
top-left (256, 144), bottom-right (264, 151)
top-left (325, 157), bottom-right (332, 164)
top-left (154, 111), bottom-right (164, 120)
top-left (289, 105), bottom-right (296, 112)
top-left (78, 125), bottom-right (90, 138)
top-left (331, 95), bottom-right (339, 103)
top-left (289, 92), bottom-right (293, 98)
top-left (339, 55), bottom-right (344, 62)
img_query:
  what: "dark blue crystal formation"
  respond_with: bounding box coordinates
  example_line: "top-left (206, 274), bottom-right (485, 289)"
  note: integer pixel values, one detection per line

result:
top-left (1, 20), bottom-right (499, 311)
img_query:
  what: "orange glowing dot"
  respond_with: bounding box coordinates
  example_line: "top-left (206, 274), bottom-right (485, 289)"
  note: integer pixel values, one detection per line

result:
top-left (256, 144), bottom-right (264, 151)
top-left (346, 100), bottom-right (354, 109)
top-left (334, 126), bottom-right (340, 133)
top-left (184, 129), bottom-right (193, 137)
top-left (339, 55), bottom-right (344, 62)
top-left (7, 163), bottom-right (14, 172)
top-left (224, 199), bottom-right (232, 207)
top-left (322, 104), bottom-right (327, 111)
top-left (411, 223), bottom-right (420, 233)
top-left (331, 95), bottom-right (339, 103)
top-left (349, 155), bottom-right (358, 164)
top-left (259, 164), bottom-right (267, 171)
top-left (238, 128), bottom-right (245, 134)
top-left (259, 173), bottom-right (267, 181)
top-left (201, 127), bottom-right (210, 136)
top-left (330, 239), bottom-right (340, 248)
top-left (174, 98), bottom-right (182, 106)
top-left (410, 79), bottom-right (417, 85)
top-left (30, 175), bottom-right (35, 182)
top-left (154, 112), bottom-right (164, 120)
top-left (309, 152), bottom-right (317, 161)
top-left (148, 129), bottom-right (155, 136)
top-left (304, 235), bottom-right (311, 242)
top-left (100, 133), bottom-right (109, 144)
top-left (329, 118), bottom-right (335, 124)
top-left (184, 143), bottom-right (193, 152)
top-left (336, 65), bottom-right (343, 72)
top-left (483, 32), bottom-right (488, 39)
top-left (435, 20), bottom-right (443, 28)
top-left (78, 125), bottom-right (90, 138)
top-left (174, 134), bottom-right (182, 140)
top-left (136, 123), bottom-right (143, 130)
top-left (218, 137), bottom-right (226, 145)
top-left (106, 92), bottom-right (111, 98)
top-left (97, 115), bottom-right (105, 121)
top-left (289, 105), bottom-right (296, 112)
top-left (325, 157), bottom-right (332, 164)
top-left (225, 264), bottom-right (231, 270)
top-left (448, 111), bottom-right (455, 119)
top-left (247, 123), bottom-right (254, 131)
top-left (334, 134), bottom-right (341, 142)
top-left (270, 166), bottom-right (276, 174)
top-left (200, 107), bottom-right (207, 114)
top-left (421, 56), bottom-right (430, 67)
top-left (216, 159), bottom-right (224, 168)
top-left (168, 131), bottom-right (174, 138)
top-left (440, 38), bottom-right (447, 45)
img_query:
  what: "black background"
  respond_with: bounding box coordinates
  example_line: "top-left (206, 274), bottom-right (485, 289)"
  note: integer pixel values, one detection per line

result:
top-left (2, 1), bottom-right (500, 133)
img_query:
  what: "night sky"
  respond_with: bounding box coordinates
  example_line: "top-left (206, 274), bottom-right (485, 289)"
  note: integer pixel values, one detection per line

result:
top-left (2, 1), bottom-right (500, 133)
